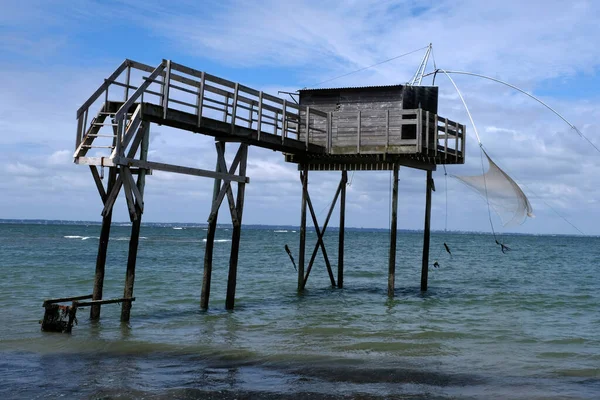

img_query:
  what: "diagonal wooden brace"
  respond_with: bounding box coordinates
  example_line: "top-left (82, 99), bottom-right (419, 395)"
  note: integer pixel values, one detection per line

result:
top-left (208, 143), bottom-right (245, 224)
top-left (120, 167), bottom-right (138, 222)
top-left (121, 166), bottom-right (144, 213)
top-left (209, 142), bottom-right (241, 226)
top-left (89, 166), bottom-right (107, 203)
top-left (101, 175), bottom-right (123, 217)
top-left (299, 172), bottom-right (336, 287)
top-left (304, 178), bottom-right (343, 287)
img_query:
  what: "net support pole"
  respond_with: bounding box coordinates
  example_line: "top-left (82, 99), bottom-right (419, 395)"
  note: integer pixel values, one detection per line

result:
top-left (388, 163), bottom-right (399, 297)
top-left (421, 170), bottom-right (433, 291)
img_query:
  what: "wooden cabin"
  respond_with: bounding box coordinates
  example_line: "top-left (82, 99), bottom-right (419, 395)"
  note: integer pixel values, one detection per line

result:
top-left (286, 84), bottom-right (465, 170)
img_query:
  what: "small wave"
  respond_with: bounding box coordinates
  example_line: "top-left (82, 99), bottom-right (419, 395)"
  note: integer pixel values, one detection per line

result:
top-left (202, 239), bottom-right (231, 243)
top-left (64, 235), bottom-right (96, 240)
top-left (173, 227), bottom-right (184, 230)
top-left (274, 230), bottom-right (288, 233)
top-left (113, 237), bottom-right (148, 241)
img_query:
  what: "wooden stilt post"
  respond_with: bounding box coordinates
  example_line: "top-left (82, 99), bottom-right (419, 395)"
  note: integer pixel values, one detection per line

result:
top-left (90, 166), bottom-right (117, 320)
top-left (298, 165), bottom-right (308, 291)
top-left (201, 142), bottom-right (224, 310)
top-left (121, 122), bottom-right (149, 322)
top-left (388, 163), bottom-right (399, 297)
top-left (225, 144), bottom-right (248, 310)
top-left (338, 170), bottom-right (347, 289)
top-left (421, 170), bottom-right (433, 291)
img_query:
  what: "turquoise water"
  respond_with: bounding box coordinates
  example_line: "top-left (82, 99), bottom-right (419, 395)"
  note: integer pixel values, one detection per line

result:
top-left (0, 222), bottom-right (598, 399)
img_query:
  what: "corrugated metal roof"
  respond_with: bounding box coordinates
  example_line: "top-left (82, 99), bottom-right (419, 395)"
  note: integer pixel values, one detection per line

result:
top-left (298, 84), bottom-right (405, 92)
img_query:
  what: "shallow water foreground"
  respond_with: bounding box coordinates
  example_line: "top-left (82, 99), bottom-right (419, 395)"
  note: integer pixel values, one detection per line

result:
top-left (0, 223), bottom-right (599, 399)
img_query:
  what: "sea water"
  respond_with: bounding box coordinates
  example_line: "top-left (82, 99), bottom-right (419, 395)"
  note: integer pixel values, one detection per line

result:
top-left (0, 222), bottom-right (598, 399)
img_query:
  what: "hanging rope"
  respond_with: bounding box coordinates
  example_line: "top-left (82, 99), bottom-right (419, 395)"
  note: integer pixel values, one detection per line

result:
top-left (433, 165), bottom-right (452, 268)
top-left (426, 69), bottom-right (598, 154)
top-left (433, 66), bottom-right (587, 238)
top-left (437, 69), bottom-right (510, 253)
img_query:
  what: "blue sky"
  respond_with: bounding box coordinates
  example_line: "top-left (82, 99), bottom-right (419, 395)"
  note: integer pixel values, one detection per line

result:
top-left (1, 0), bottom-right (599, 235)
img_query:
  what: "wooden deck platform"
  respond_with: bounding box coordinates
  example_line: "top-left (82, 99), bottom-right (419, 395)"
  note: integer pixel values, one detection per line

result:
top-left (74, 59), bottom-right (465, 176)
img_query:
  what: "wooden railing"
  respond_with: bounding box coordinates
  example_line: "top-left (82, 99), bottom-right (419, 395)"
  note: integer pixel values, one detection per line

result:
top-left (76, 59), bottom-right (327, 157)
top-left (75, 59), bottom-right (464, 162)
top-left (298, 108), bottom-right (465, 161)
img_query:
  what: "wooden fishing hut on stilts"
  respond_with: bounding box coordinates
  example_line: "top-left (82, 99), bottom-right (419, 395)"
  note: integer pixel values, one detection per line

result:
top-left (53, 59), bottom-right (466, 326)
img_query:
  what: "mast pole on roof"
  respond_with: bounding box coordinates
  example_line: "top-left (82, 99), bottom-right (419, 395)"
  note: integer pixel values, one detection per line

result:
top-left (408, 43), bottom-right (432, 86)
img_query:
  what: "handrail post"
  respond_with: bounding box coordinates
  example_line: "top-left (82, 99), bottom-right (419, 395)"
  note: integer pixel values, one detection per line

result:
top-left (461, 123), bottom-right (466, 161)
top-left (124, 64), bottom-right (131, 100)
top-left (282, 99), bottom-right (287, 144)
top-left (357, 110), bottom-right (361, 154)
top-left (257, 91), bottom-right (263, 140)
top-left (197, 71), bottom-right (205, 127)
top-left (305, 106), bottom-right (311, 150)
top-left (385, 110), bottom-right (390, 154)
top-left (434, 115), bottom-right (439, 157)
top-left (417, 108), bottom-right (422, 153)
top-left (425, 110), bottom-right (430, 154)
top-left (327, 112), bottom-right (332, 153)
top-left (163, 60), bottom-right (171, 119)
top-left (231, 83), bottom-right (239, 134)
top-left (444, 118), bottom-right (449, 162)
top-left (115, 119), bottom-right (123, 157)
top-left (76, 114), bottom-right (83, 149)
top-left (83, 109), bottom-right (89, 142)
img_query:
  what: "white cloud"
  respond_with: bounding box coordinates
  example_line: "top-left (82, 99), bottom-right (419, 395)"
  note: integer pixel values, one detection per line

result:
top-left (0, 0), bottom-right (598, 234)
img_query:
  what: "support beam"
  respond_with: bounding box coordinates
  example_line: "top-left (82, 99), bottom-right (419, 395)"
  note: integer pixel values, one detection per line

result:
top-left (113, 157), bottom-right (248, 183)
top-left (388, 164), bottom-right (399, 297)
top-left (225, 144), bottom-right (248, 310)
top-left (338, 170), bottom-right (347, 288)
top-left (303, 177), bottom-right (340, 288)
top-left (121, 123), bottom-right (149, 322)
top-left (298, 165), bottom-right (308, 290)
top-left (421, 170), bottom-right (433, 291)
top-left (200, 145), bottom-right (224, 310)
top-left (90, 166), bottom-right (117, 320)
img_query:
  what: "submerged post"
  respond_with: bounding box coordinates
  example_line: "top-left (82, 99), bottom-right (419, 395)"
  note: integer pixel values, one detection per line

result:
top-left (201, 143), bottom-right (225, 310)
top-left (338, 170), bottom-right (347, 289)
top-left (421, 170), bottom-right (433, 291)
top-left (388, 163), bottom-right (399, 297)
top-left (225, 144), bottom-right (248, 310)
top-left (298, 165), bottom-right (308, 290)
top-left (121, 123), bottom-right (149, 322)
top-left (90, 167), bottom-right (117, 320)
